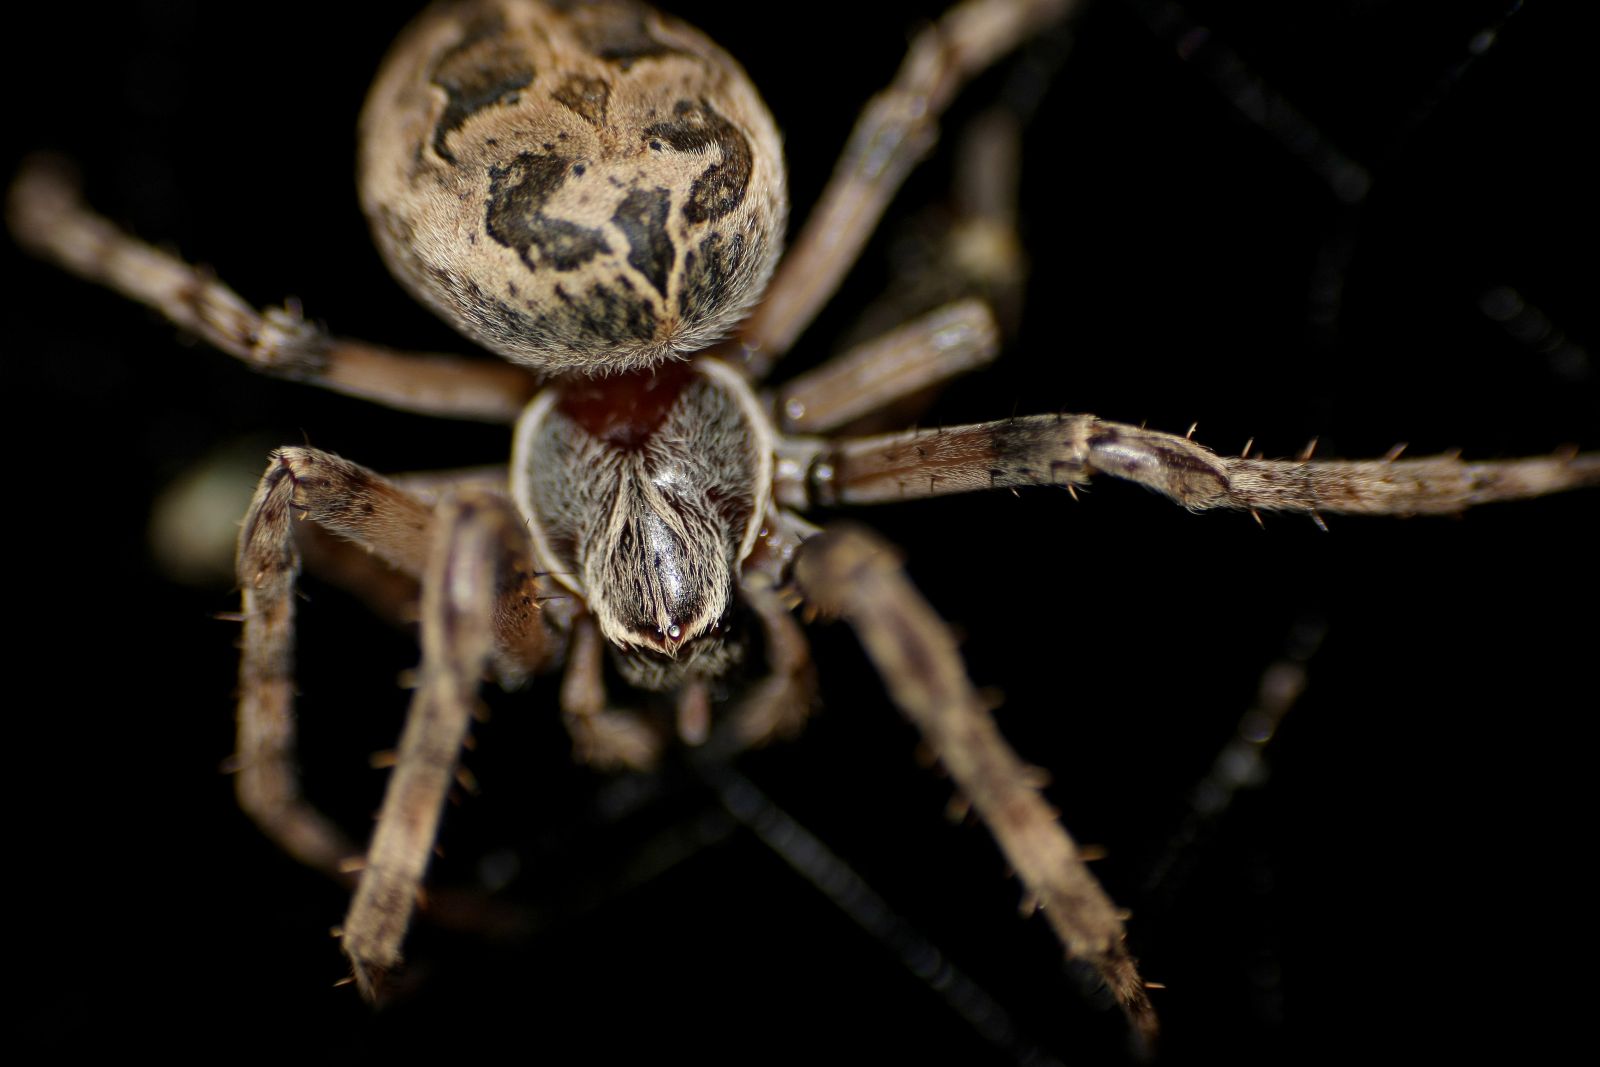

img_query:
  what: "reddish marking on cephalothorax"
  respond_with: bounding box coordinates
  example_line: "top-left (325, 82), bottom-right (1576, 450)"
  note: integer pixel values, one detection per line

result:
top-left (554, 360), bottom-right (696, 449)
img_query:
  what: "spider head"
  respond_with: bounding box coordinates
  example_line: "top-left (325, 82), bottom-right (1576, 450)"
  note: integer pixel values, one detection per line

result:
top-left (512, 354), bottom-right (777, 694)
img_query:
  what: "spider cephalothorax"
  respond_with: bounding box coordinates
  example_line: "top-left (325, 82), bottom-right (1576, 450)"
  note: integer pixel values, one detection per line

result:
top-left (512, 358), bottom-right (774, 681)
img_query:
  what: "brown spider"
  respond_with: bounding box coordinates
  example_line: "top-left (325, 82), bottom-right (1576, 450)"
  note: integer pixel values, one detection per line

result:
top-left (9, 0), bottom-right (1587, 1062)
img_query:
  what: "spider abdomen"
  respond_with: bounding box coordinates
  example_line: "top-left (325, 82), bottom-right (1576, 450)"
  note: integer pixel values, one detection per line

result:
top-left (359, 0), bottom-right (788, 376)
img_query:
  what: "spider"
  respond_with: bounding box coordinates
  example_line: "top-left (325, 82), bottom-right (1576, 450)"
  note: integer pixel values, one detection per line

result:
top-left (10, 0), bottom-right (1596, 1061)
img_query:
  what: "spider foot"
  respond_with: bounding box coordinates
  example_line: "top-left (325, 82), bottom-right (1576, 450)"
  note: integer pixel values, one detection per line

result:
top-left (346, 954), bottom-right (393, 1005)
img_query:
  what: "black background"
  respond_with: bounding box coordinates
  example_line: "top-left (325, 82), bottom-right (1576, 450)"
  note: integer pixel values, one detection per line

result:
top-left (9, 1), bottom-right (1596, 1062)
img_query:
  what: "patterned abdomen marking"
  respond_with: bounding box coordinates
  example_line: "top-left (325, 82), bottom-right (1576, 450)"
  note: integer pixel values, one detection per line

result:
top-left (359, 0), bottom-right (787, 376)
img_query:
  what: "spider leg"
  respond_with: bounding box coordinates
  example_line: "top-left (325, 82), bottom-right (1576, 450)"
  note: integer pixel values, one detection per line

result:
top-left (235, 449), bottom-right (552, 878)
top-left (780, 414), bottom-right (1600, 514)
top-left (769, 99), bottom-right (1030, 439)
top-left (338, 489), bottom-right (540, 999)
top-left (767, 100), bottom-right (1032, 439)
top-left (846, 104), bottom-right (1031, 353)
top-left (8, 156), bottom-right (537, 422)
top-left (724, 576), bottom-right (817, 748)
top-left (259, 465), bottom-right (515, 653)
top-left (389, 465), bottom-right (511, 500)
top-left (735, 0), bottom-right (1077, 377)
top-left (772, 299), bottom-right (999, 435)
top-left (297, 466), bottom-right (515, 631)
top-left (559, 615), bottom-right (665, 772)
top-left (235, 449), bottom-right (428, 875)
top-left (792, 522), bottom-right (1157, 1051)
top-left (1140, 616), bottom-right (1325, 914)
top-left (292, 523), bottom-right (424, 634)
top-left (939, 107), bottom-right (1030, 336)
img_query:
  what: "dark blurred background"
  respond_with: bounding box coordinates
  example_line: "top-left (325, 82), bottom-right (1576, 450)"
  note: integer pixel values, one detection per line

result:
top-left (8, 1), bottom-right (1595, 1062)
